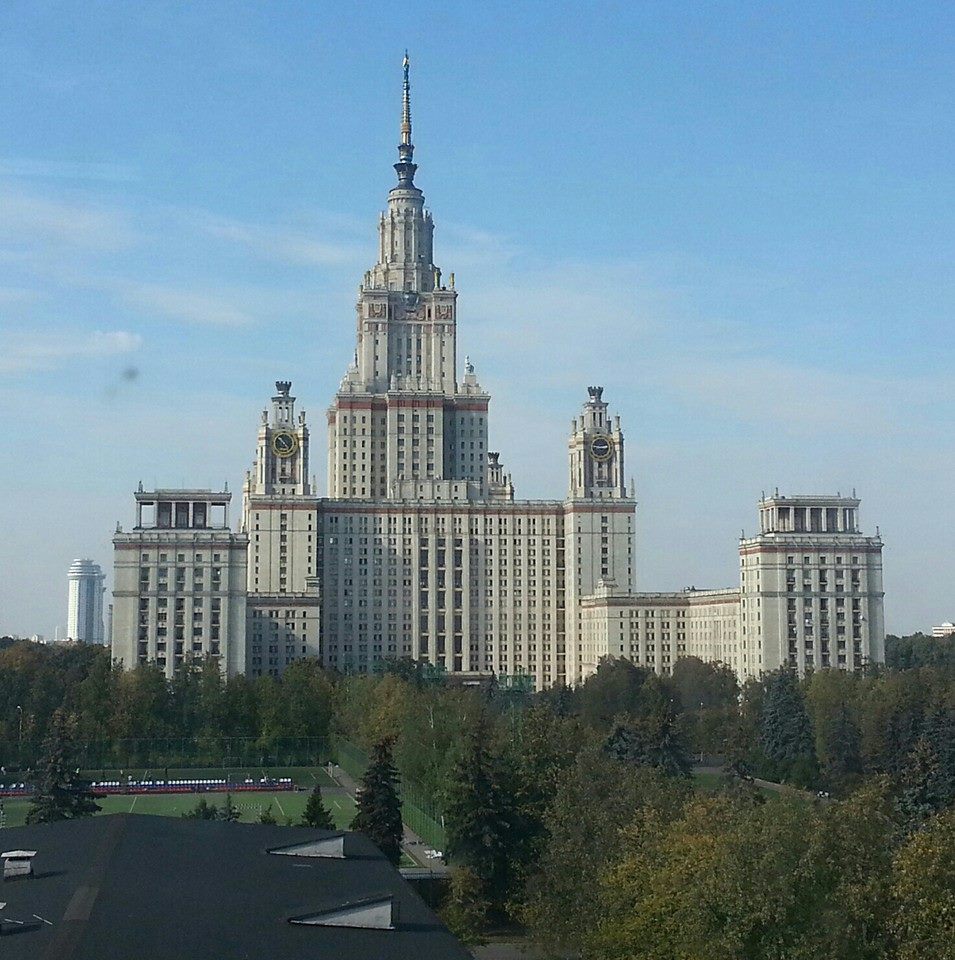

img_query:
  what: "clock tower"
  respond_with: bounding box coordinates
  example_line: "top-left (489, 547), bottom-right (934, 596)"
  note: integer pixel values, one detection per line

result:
top-left (564, 386), bottom-right (635, 684)
top-left (568, 385), bottom-right (627, 499)
top-left (242, 381), bottom-right (320, 677)
top-left (247, 381), bottom-right (311, 498)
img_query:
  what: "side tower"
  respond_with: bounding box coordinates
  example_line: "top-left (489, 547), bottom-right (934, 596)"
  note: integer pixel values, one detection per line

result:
top-left (243, 381), bottom-right (320, 678)
top-left (112, 487), bottom-right (248, 678)
top-left (568, 386), bottom-right (627, 499)
top-left (564, 387), bottom-right (636, 684)
top-left (739, 493), bottom-right (885, 677)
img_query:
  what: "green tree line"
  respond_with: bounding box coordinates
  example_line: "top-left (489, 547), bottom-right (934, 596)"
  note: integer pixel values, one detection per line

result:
top-left (0, 632), bottom-right (951, 956)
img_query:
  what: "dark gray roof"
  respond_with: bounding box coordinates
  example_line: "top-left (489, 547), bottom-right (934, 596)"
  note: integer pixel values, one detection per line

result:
top-left (0, 815), bottom-right (470, 960)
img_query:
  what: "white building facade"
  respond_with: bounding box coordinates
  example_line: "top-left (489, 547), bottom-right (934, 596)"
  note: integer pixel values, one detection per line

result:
top-left (739, 494), bottom-right (885, 676)
top-left (581, 494), bottom-right (885, 683)
top-left (112, 488), bottom-right (249, 678)
top-left (111, 58), bottom-right (886, 687)
top-left (242, 382), bottom-right (322, 677)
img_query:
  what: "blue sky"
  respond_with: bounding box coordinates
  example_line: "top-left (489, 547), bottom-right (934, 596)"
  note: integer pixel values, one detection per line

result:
top-left (1, 0), bottom-right (953, 637)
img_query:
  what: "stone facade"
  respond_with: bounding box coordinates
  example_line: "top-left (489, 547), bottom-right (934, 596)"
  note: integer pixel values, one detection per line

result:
top-left (242, 382), bottom-right (321, 675)
top-left (112, 488), bottom-right (248, 678)
top-left (739, 494), bottom-right (885, 676)
top-left (580, 494), bottom-right (885, 683)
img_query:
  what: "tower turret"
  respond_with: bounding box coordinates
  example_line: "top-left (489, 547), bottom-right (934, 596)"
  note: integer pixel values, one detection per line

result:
top-left (568, 386), bottom-right (627, 499)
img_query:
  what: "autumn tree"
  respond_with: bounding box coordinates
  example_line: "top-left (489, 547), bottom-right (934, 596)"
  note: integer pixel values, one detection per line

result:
top-left (520, 746), bottom-right (688, 955)
top-left (890, 807), bottom-right (955, 960)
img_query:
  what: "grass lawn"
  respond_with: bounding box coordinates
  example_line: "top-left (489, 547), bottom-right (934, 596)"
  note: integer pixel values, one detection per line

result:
top-left (692, 770), bottom-right (729, 791)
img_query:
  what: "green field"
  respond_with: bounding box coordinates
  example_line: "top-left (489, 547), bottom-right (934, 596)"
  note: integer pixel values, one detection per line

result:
top-left (0, 766), bottom-right (355, 829)
top-left (692, 770), bottom-right (730, 791)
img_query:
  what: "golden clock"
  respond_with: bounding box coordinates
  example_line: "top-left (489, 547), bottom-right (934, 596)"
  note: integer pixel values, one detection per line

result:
top-left (271, 431), bottom-right (298, 458)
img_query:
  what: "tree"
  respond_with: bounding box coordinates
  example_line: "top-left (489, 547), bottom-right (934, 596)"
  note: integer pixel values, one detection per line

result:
top-left (259, 804), bottom-right (277, 825)
top-left (807, 670), bottom-right (863, 794)
top-left (759, 669), bottom-right (817, 787)
top-left (890, 808), bottom-right (955, 960)
top-left (219, 792), bottom-right (240, 822)
top-left (26, 709), bottom-right (100, 823)
top-left (443, 716), bottom-right (520, 916)
top-left (441, 867), bottom-right (490, 946)
top-left (579, 657), bottom-right (654, 731)
top-left (896, 736), bottom-right (949, 828)
top-left (520, 746), bottom-right (688, 956)
top-left (182, 797), bottom-right (219, 820)
top-left (590, 786), bottom-right (894, 960)
top-left (351, 737), bottom-right (403, 865)
top-left (671, 656), bottom-right (738, 711)
top-left (301, 782), bottom-right (335, 830)
top-left (604, 700), bottom-right (691, 779)
top-left (885, 632), bottom-right (955, 672)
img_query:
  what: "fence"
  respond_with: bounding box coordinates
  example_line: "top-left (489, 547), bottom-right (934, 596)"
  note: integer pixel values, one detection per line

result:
top-left (333, 738), bottom-right (447, 851)
top-left (0, 737), bottom-right (330, 773)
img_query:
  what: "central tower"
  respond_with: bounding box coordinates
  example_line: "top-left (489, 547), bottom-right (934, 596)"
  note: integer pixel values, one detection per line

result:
top-left (328, 55), bottom-right (489, 500)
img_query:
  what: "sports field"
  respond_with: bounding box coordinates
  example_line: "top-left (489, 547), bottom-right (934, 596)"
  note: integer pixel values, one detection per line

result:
top-left (0, 766), bottom-right (356, 829)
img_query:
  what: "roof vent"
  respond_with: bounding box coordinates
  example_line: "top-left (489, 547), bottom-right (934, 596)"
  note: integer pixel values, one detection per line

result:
top-left (290, 895), bottom-right (398, 931)
top-left (268, 834), bottom-right (347, 859)
top-left (2, 850), bottom-right (37, 880)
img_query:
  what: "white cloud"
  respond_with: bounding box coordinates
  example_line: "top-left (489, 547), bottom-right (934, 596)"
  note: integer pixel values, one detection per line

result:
top-left (185, 210), bottom-right (366, 267)
top-left (0, 186), bottom-right (136, 251)
top-left (0, 329), bottom-right (142, 375)
top-left (118, 282), bottom-right (253, 327)
top-left (0, 158), bottom-right (139, 183)
top-left (0, 286), bottom-right (40, 305)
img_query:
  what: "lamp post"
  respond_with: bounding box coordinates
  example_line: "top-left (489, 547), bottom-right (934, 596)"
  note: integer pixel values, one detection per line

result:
top-left (15, 705), bottom-right (23, 765)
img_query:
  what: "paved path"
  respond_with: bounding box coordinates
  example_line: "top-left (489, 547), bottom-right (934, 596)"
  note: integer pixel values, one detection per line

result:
top-left (325, 763), bottom-right (449, 873)
top-left (693, 765), bottom-right (824, 801)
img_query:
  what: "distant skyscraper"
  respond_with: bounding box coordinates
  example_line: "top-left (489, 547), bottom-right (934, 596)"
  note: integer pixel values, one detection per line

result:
top-left (67, 559), bottom-right (106, 644)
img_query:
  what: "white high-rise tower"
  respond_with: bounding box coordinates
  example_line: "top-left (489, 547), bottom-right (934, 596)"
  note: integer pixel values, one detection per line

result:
top-left (67, 559), bottom-right (105, 644)
top-left (327, 54), bottom-right (489, 502)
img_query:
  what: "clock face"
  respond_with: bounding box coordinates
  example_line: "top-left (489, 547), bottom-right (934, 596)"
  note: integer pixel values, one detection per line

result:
top-left (271, 431), bottom-right (298, 458)
top-left (590, 435), bottom-right (613, 462)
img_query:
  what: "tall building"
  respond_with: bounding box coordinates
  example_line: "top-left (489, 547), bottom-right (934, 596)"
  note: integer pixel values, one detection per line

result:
top-left (112, 56), bottom-right (887, 687)
top-left (67, 559), bottom-right (105, 644)
top-left (739, 494), bottom-right (885, 675)
top-left (298, 57), bottom-right (636, 686)
top-left (112, 487), bottom-right (249, 678)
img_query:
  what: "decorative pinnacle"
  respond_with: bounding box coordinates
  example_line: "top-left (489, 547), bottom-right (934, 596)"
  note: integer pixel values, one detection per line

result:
top-left (394, 51), bottom-right (418, 188)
